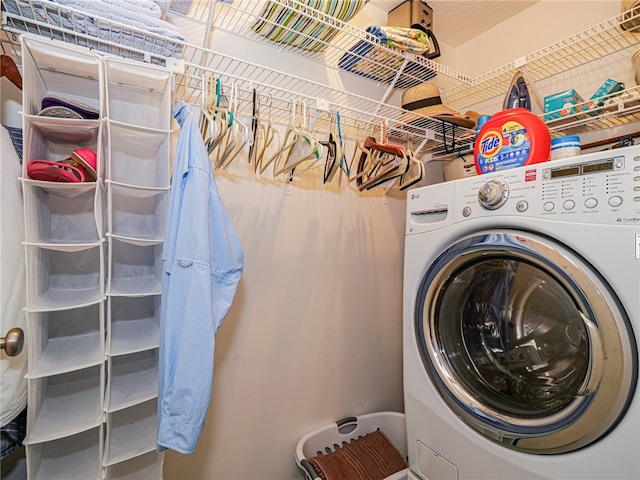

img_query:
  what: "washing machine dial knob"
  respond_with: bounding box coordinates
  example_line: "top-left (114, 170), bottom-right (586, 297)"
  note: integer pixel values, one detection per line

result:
top-left (478, 179), bottom-right (509, 210)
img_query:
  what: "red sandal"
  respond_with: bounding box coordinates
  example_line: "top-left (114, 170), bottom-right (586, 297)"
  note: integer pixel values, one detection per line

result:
top-left (67, 148), bottom-right (97, 182)
top-left (26, 148), bottom-right (97, 183)
top-left (27, 159), bottom-right (85, 182)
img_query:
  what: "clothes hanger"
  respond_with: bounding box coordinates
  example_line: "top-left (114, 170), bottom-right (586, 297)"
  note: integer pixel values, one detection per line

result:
top-left (199, 74), bottom-right (220, 151)
top-left (269, 99), bottom-right (300, 177)
top-left (256, 103), bottom-right (277, 173)
top-left (335, 111), bottom-right (350, 182)
top-left (359, 149), bottom-right (409, 191)
top-left (323, 115), bottom-right (340, 184)
top-left (349, 133), bottom-right (407, 190)
top-left (257, 96), bottom-right (280, 175)
top-left (249, 92), bottom-right (272, 174)
top-left (215, 83), bottom-right (239, 169)
top-left (217, 84), bottom-right (250, 169)
top-left (249, 89), bottom-right (259, 166)
top-left (206, 77), bottom-right (231, 155)
top-left (279, 103), bottom-right (325, 179)
top-left (399, 150), bottom-right (425, 190)
top-left (1, 54), bottom-right (22, 90)
top-left (348, 139), bottom-right (376, 185)
top-left (248, 89), bottom-right (269, 171)
top-left (273, 101), bottom-right (320, 178)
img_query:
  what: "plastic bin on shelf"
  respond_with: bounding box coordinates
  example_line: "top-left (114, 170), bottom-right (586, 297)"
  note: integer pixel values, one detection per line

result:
top-left (295, 411), bottom-right (408, 480)
top-left (26, 301), bottom-right (105, 378)
top-left (106, 121), bottom-right (171, 188)
top-left (108, 295), bottom-right (160, 356)
top-left (106, 348), bottom-right (159, 413)
top-left (103, 399), bottom-right (158, 467)
top-left (106, 451), bottom-right (164, 480)
top-left (26, 426), bottom-right (103, 480)
top-left (104, 58), bottom-right (172, 130)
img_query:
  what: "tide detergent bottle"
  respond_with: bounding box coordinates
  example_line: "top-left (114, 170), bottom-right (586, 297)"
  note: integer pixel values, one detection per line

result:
top-left (474, 108), bottom-right (550, 174)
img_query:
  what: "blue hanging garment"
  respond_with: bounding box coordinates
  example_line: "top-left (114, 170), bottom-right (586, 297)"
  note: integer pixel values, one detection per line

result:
top-left (157, 102), bottom-right (244, 454)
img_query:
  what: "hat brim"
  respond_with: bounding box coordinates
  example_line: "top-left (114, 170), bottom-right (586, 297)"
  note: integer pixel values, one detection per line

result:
top-left (38, 106), bottom-right (84, 119)
top-left (399, 110), bottom-right (476, 130)
top-left (431, 113), bottom-right (476, 129)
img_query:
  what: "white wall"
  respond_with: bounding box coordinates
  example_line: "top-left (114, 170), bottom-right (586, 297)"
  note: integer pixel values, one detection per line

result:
top-left (164, 4), bottom-right (409, 479)
top-left (1, 77), bottom-right (23, 128)
top-left (449, 1), bottom-right (623, 79)
top-left (163, 149), bottom-right (407, 480)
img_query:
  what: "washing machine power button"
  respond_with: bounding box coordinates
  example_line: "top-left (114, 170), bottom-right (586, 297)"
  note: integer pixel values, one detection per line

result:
top-left (478, 179), bottom-right (509, 210)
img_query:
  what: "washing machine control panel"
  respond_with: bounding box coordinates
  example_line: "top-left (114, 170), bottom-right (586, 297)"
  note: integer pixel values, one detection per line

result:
top-left (453, 146), bottom-right (640, 225)
top-left (406, 145), bottom-right (640, 235)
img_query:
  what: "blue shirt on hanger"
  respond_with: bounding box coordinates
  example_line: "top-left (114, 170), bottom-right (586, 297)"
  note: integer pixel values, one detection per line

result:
top-left (158, 102), bottom-right (244, 454)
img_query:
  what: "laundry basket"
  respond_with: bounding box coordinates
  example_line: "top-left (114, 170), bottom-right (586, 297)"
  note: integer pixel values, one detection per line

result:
top-left (295, 411), bottom-right (408, 480)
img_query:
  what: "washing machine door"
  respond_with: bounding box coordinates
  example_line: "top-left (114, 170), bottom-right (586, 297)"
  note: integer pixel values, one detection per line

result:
top-left (416, 230), bottom-right (637, 454)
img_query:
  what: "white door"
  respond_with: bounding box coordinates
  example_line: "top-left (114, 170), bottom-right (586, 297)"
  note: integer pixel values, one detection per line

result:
top-left (1, 76), bottom-right (28, 435)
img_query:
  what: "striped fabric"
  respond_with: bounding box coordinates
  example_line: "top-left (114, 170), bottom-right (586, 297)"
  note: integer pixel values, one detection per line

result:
top-left (2, 125), bottom-right (23, 162)
top-left (252, 0), bottom-right (367, 53)
top-left (308, 429), bottom-right (408, 480)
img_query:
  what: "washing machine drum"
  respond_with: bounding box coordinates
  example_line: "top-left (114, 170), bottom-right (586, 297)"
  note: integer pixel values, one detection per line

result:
top-left (415, 230), bottom-right (637, 454)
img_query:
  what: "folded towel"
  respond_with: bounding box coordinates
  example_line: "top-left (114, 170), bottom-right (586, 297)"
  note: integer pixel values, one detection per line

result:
top-left (52, 0), bottom-right (185, 38)
top-left (338, 25), bottom-right (437, 84)
top-left (308, 430), bottom-right (407, 480)
top-left (4, 0), bottom-right (185, 60)
top-left (153, 0), bottom-right (170, 19)
top-left (368, 26), bottom-right (430, 54)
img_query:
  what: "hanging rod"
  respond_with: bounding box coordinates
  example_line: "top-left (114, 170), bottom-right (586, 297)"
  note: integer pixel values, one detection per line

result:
top-left (177, 44), bottom-right (475, 152)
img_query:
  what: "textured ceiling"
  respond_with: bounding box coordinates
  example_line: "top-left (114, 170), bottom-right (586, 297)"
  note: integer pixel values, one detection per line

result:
top-left (369, 0), bottom-right (539, 47)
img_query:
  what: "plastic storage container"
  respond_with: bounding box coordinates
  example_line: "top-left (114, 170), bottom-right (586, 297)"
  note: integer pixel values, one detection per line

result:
top-left (295, 411), bottom-right (408, 480)
top-left (474, 108), bottom-right (550, 174)
top-left (550, 135), bottom-right (581, 160)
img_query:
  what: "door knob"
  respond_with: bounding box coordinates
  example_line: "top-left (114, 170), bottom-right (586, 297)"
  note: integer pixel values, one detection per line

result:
top-left (1, 328), bottom-right (24, 357)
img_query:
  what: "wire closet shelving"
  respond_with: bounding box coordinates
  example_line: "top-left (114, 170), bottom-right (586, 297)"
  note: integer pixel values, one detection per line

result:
top-left (2, 0), bottom-right (640, 158)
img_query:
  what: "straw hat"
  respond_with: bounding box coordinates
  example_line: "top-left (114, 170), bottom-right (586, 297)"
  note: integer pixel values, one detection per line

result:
top-left (633, 46), bottom-right (640, 85)
top-left (400, 83), bottom-right (477, 129)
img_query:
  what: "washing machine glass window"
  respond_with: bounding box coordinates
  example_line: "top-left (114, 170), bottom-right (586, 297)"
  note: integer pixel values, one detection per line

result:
top-left (437, 258), bottom-right (590, 418)
top-left (415, 230), bottom-right (637, 454)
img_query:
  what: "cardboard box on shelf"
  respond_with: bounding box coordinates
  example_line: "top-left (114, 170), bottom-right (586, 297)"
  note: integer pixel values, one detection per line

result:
top-left (544, 89), bottom-right (584, 122)
top-left (584, 79), bottom-right (625, 116)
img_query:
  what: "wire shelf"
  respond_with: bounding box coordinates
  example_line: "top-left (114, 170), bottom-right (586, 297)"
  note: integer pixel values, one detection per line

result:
top-left (174, 1), bottom-right (640, 111)
top-left (2, 0), bottom-right (186, 65)
top-left (544, 85), bottom-right (640, 137)
top-left (173, 0), bottom-right (470, 94)
top-left (177, 42), bottom-right (476, 154)
top-left (0, 0), bottom-right (477, 155)
top-left (3, 0), bottom-right (639, 159)
top-left (444, 8), bottom-right (640, 110)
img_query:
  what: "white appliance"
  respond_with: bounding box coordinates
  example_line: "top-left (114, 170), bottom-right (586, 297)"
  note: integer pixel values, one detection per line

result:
top-left (403, 145), bottom-right (640, 480)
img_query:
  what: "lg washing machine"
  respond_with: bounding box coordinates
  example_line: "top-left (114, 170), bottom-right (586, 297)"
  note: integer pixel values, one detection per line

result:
top-left (403, 145), bottom-right (640, 480)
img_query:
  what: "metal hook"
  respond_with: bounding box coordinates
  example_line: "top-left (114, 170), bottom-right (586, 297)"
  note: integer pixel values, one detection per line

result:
top-left (441, 121), bottom-right (457, 154)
